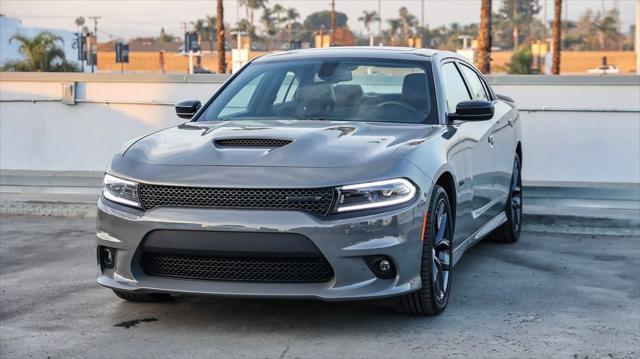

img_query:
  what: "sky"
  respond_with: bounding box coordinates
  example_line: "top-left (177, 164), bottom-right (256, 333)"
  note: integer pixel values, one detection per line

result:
top-left (1, 0), bottom-right (637, 41)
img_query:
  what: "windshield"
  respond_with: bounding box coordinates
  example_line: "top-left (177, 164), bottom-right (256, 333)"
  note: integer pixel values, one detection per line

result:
top-left (197, 58), bottom-right (437, 124)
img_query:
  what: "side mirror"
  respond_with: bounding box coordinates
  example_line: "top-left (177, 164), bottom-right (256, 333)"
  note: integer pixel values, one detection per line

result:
top-left (449, 100), bottom-right (494, 122)
top-left (175, 100), bottom-right (201, 119)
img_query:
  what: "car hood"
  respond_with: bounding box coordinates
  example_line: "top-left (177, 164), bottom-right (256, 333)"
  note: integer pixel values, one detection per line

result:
top-left (124, 120), bottom-right (441, 168)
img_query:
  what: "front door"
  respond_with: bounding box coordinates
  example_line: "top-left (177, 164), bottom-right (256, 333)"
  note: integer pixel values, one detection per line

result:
top-left (441, 61), bottom-right (498, 238)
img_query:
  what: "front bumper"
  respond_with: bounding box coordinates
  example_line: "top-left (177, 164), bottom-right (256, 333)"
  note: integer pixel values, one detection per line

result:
top-left (96, 195), bottom-right (427, 301)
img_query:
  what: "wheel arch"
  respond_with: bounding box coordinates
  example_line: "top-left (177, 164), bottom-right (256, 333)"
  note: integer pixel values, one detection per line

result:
top-left (433, 170), bottom-right (457, 230)
top-left (516, 141), bottom-right (523, 165)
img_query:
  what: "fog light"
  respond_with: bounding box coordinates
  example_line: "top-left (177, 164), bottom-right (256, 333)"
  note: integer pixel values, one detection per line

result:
top-left (363, 255), bottom-right (397, 279)
top-left (378, 259), bottom-right (391, 272)
top-left (100, 247), bottom-right (116, 269)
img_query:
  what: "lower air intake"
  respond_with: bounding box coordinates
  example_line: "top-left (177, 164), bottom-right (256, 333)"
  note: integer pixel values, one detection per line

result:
top-left (141, 252), bottom-right (335, 283)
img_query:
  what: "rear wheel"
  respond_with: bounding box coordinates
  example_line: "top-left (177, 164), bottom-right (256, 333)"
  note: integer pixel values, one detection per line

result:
top-left (396, 185), bottom-right (453, 316)
top-left (487, 153), bottom-right (522, 243)
top-left (112, 289), bottom-right (171, 302)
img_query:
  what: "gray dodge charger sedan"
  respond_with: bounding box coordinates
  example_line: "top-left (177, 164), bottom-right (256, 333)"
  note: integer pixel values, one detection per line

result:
top-left (97, 47), bottom-right (522, 315)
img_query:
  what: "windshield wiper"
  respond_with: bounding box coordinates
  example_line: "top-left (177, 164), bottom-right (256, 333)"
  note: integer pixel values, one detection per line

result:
top-left (295, 116), bottom-right (343, 122)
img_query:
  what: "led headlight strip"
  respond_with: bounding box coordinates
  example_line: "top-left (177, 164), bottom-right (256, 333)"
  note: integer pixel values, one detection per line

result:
top-left (336, 178), bottom-right (417, 213)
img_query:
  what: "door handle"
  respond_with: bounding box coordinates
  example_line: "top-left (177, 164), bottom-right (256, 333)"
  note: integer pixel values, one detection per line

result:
top-left (488, 135), bottom-right (495, 146)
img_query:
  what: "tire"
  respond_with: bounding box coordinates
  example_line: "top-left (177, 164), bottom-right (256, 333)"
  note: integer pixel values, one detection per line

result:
top-left (112, 289), bottom-right (171, 302)
top-left (396, 185), bottom-right (453, 316)
top-left (486, 153), bottom-right (522, 243)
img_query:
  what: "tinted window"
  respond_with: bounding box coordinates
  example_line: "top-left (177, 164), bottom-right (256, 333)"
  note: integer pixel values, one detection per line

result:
top-left (218, 73), bottom-right (265, 118)
top-left (459, 64), bottom-right (489, 100)
top-left (273, 71), bottom-right (299, 106)
top-left (441, 62), bottom-right (471, 113)
top-left (199, 59), bottom-right (438, 124)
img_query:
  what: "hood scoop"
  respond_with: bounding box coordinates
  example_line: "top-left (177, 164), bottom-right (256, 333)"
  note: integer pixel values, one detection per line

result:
top-left (214, 138), bottom-right (292, 148)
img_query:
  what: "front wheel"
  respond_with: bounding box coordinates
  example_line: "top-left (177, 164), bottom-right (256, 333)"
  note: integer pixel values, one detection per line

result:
top-left (396, 185), bottom-right (453, 316)
top-left (487, 153), bottom-right (522, 243)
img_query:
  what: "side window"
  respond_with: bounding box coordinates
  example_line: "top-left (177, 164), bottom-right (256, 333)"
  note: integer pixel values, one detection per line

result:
top-left (273, 71), bottom-right (299, 106)
top-left (218, 73), bottom-right (265, 118)
top-left (441, 62), bottom-right (471, 113)
top-left (459, 65), bottom-right (489, 100)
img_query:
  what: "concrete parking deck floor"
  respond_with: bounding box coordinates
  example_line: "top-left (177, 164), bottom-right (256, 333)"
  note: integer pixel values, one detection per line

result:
top-left (1, 215), bottom-right (638, 358)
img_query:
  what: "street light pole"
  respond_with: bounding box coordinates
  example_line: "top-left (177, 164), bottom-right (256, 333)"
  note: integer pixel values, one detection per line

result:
top-left (88, 16), bottom-right (100, 73)
top-left (331, 0), bottom-right (336, 46)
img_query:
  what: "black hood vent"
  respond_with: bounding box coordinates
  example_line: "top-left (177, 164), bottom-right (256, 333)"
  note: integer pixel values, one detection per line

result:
top-left (214, 138), bottom-right (292, 148)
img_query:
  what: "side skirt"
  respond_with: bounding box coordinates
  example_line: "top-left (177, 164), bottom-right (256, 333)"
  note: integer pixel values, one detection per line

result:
top-left (451, 211), bottom-right (507, 267)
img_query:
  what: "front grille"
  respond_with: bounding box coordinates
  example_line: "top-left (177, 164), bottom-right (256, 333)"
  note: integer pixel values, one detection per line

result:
top-left (138, 184), bottom-right (335, 216)
top-left (215, 138), bottom-right (292, 148)
top-left (141, 252), bottom-right (334, 283)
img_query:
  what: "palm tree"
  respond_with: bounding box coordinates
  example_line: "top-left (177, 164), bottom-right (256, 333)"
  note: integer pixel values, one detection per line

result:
top-left (239, 0), bottom-right (268, 37)
top-left (398, 7), bottom-right (418, 45)
top-left (217, 0), bottom-right (226, 73)
top-left (358, 10), bottom-right (380, 46)
top-left (286, 8), bottom-right (300, 42)
top-left (272, 3), bottom-right (285, 34)
top-left (260, 7), bottom-right (276, 49)
top-left (3, 32), bottom-right (77, 72)
top-left (551, 0), bottom-right (562, 75)
top-left (476, 0), bottom-right (492, 73)
top-left (387, 18), bottom-right (402, 46)
top-left (74, 17), bottom-right (85, 33)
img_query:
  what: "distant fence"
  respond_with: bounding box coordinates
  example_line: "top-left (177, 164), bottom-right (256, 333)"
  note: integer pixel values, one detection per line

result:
top-left (1, 72), bottom-right (638, 186)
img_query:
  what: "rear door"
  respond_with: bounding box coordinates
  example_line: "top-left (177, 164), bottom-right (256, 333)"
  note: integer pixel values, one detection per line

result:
top-left (441, 61), bottom-right (497, 235)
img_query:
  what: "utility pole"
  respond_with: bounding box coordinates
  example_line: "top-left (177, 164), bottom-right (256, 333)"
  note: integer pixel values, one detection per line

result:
top-left (331, 0), bottom-right (336, 46)
top-left (421, 0), bottom-right (424, 28)
top-left (636, 0), bottom-right (639, 74)
top-left (88, 16), bottom-right (100, 73)
top-left (378, 0), bottom-right (381, 43)
top-left (88, 16), bottom-right (100, 37)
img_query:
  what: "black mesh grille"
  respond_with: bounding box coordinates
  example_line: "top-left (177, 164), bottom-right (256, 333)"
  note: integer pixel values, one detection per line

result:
top-left (138, 184), bottom-right (335, 215)
top-left (215, 138), bottom-right (292, 147)
top-left (141, 252), bottom-right (334, 283)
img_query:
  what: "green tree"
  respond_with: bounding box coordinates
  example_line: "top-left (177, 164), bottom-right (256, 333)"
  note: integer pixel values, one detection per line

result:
top-left (159, 27), bottom-right (176, 43)
top-left (3, 32), bottom-right (78, 72)
top-left (507, 47), bottom-right (534, 74)
top-left (303, 10), bottom-right (347, 31)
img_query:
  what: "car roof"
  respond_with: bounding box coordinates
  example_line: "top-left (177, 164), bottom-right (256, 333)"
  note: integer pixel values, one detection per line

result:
top-left (253, 46), bottom-right (459, 63)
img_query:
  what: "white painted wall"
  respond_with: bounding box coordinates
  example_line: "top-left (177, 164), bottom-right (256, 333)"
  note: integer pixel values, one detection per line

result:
top-left (1, 73), bottom-right (639, 185)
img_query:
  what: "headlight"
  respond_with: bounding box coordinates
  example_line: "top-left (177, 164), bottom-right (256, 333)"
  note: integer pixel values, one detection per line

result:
top-left (102, 174), bottom-right (141, 208)
top-left (336, 178), bottom-right (417, 213)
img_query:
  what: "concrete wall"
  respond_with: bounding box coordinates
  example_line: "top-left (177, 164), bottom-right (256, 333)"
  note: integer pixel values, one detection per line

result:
top-left (1, 72), bottom-right (639, 186)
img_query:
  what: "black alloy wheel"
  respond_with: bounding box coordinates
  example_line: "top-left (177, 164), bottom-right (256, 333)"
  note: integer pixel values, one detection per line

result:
top-left (397, 185), bottom-right (453, 316)
top-left (487, 153), bottom-right (522, 243)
